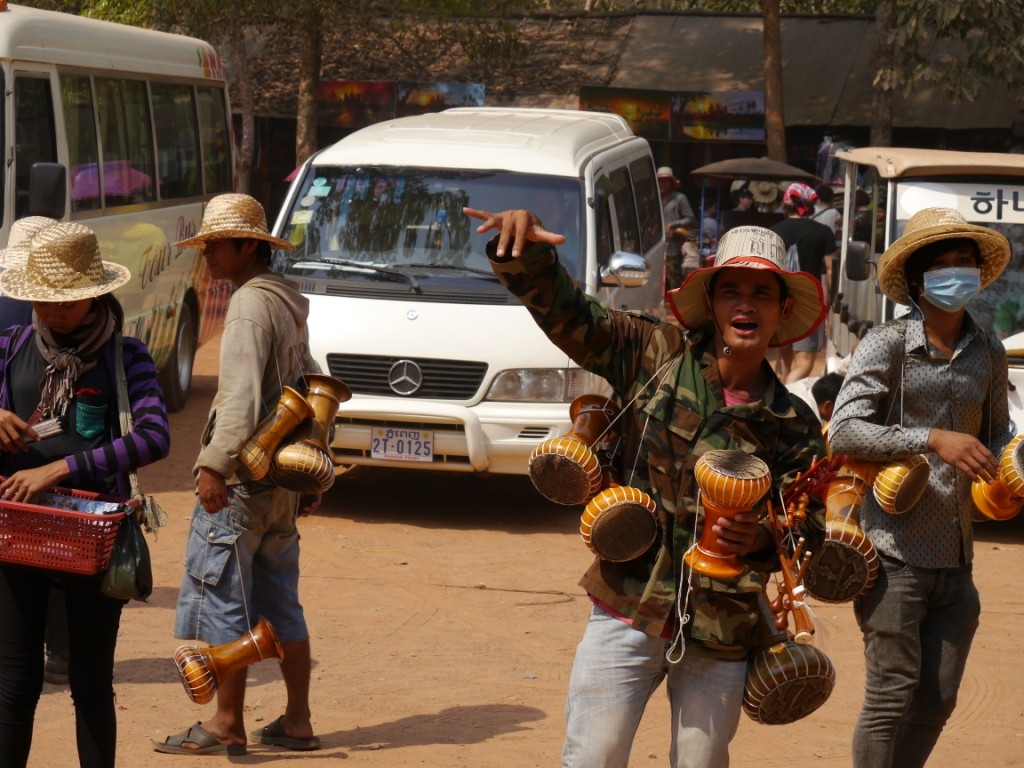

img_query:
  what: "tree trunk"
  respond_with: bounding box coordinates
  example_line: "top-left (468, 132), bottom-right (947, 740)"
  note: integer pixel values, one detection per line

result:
top-left (870, 0), bottom-right (894, 147)
top-left (761, 0), bottom-right (786, 161)
top-left (228, 15), bottom-right (253, 195)
top-left (295, 3), bottom-right (323, 169)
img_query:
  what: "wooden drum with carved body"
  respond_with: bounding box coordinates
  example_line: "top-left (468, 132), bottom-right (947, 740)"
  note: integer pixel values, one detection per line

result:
top-left (239, 387), bottom-right (314, 481)
top-left (529, 394), bottom-right (618, 505)
top-left (744, 640), bottom-right (836, 725)
top-left (579, 484), bottom-right (659, 562)
top-left (173, 617), bottom-right (284, 705)
top-left (972, 434), bottom-right (1024, 521)
top-left (804, 455), bottom-right (928, 603)
top-left (685, 450), bottom-right (772, 580)
top-left (742, 595), bottom-right (836, 726)
top-left (270, 374), bottom-right (351, 494)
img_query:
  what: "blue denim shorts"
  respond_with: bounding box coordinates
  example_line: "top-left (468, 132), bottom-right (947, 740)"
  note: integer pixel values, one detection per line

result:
top-left (173, 482), bottom-right (308, 646)
top-left (792, 323), bottom-right (825, 353)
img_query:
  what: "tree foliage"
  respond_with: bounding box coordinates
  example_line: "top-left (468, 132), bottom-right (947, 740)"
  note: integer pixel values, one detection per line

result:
top-left (888, 0), bottom-right (1024, 102)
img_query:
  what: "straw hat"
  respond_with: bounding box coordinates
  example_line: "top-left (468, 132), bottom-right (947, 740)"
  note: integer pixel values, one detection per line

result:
top-left (750, 179), bottom-right (780, 206)
top-left (0, 221), bottom-right (131, 302)
top-left (667, 225), bottom-right (826, 347)
top-left (877, 207), bottom-right (1010, 305)
top-left (175, 193), bottom-right (295, 250)
top-left (0, 216), bottom-right (59, 271)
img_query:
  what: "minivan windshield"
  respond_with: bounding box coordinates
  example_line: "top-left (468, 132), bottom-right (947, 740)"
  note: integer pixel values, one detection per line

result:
top-left (275, 168), bottom-right (583, 281)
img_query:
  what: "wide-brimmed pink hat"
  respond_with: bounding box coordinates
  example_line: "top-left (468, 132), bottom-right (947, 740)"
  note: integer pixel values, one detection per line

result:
top-left (667, 225), bottom-right (826, 347)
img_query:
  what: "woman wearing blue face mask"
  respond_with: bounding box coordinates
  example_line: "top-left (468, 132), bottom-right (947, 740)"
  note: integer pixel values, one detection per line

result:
top-left (827, 207), bottom-right (1012, 768)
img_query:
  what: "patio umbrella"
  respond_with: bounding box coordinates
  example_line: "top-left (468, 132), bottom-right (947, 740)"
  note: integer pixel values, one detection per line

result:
top-left (690, 157), bottom-right (819, 183)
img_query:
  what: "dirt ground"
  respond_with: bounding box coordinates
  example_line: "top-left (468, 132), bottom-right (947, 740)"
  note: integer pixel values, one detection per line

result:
top-left (28, 332), bottom-right (1024, 767)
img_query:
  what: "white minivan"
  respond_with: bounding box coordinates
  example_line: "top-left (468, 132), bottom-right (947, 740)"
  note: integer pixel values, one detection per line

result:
top-left (272, 107), bottom-right (665, 475)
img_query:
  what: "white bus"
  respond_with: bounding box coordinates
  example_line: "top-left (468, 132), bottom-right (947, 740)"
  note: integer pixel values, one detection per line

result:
top-left (0, 2), bottom-right (235, 409)
top-left (832, 146), bottom-right (1024, 429)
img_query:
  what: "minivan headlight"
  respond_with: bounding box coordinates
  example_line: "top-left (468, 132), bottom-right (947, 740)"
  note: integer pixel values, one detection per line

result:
top-left (486, 368), bottom-right (589, 402)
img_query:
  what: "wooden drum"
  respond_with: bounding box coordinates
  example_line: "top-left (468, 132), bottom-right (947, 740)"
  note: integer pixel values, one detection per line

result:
top-left (972, 434), bottom-right (1024, 521)
top-left (685, 450), bottom-right (771, 580)
top-left (173, 616), bottom-right (284, 705)
top-left (529, 394), bottom-right (618, 505)
top-left (271, 440), bottom-right (336, 494)
top-left (579, 485), bottom-right (659, 562)
top-left (803, 467), bottom-right (878, 604)
top-left (872, 454), bottom-right (930, 515)
top-left (269, 374), bottom-right (352, 494)
top-left (743, 639), bottom-right (836, 725)
top-left (804, 455), bottom-right (928, 603)
top-left (239, 387), bottom-right (314, 481)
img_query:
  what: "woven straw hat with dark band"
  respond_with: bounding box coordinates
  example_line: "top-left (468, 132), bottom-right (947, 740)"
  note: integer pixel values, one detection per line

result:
top-left (0, 221), bottom-right (131, 302)
top-left (175, 193), bottom-right (295, 250)
top-left (877, 207), bottom-right (1010, 305)
top-left (667, 225), bottom-right (826, 347)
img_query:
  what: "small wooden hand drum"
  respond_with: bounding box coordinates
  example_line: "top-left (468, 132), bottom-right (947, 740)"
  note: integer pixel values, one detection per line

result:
top-left (173, 616), bottom-right (284, 705)
top-left (529, 394), bottom-right (618, 505)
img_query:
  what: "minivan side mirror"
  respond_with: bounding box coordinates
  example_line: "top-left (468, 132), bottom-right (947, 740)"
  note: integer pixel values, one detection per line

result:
top-left (845, 239), bottom-right (873, 281)
top-left (29, 163), bottom-right (67, 219)
top-left (600, 250), bottom-right (650, 288)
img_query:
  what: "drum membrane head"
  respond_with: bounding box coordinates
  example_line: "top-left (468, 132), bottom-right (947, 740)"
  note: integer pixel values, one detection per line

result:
top-left (529, 447), bottom-right (600, 506)
top-left (803, 535), bottom-right (877, 603)
top-left (743, 642), bottom-right (835, 725)
top-left (589, 503), bottom-right (658, 562)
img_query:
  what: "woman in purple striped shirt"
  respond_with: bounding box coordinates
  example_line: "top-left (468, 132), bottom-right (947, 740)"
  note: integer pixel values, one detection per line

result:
top-left (0, 221), bottom-right (170, 768)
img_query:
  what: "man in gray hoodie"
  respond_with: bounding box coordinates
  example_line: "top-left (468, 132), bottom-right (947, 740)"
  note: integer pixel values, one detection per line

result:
top-left (155, 194), bottom-right (322, 756)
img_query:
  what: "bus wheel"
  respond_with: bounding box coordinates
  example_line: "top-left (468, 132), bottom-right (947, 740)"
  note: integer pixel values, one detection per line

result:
top-left (159, 302), bottom-right (196, 413)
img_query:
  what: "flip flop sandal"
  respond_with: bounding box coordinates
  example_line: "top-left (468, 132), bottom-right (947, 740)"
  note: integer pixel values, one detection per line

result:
top-left (153, 721), bottom-right (247, 756)
top-left (251, 715), bottom-right (322, 751)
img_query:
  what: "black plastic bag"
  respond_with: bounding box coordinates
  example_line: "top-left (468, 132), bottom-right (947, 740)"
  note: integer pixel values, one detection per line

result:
top-left (100, 511), bottom-right (153, 601)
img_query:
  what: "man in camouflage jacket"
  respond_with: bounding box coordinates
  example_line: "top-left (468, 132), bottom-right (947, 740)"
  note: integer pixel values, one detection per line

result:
top-left (466, 207), bottom-right (827, 768)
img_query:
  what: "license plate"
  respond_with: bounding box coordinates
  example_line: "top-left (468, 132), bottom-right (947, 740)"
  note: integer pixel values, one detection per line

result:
top-left (370, 427), bottom-right (434, 462)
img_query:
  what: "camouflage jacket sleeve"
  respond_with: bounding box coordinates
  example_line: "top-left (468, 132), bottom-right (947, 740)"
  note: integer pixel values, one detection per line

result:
top-left (488, 239), bottom-right (657, 390)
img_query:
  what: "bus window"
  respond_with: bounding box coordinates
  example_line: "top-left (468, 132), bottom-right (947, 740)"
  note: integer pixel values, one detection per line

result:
top-left (61, 74), bottom-right (101, 213)
top-left (94, 77), bottom-right (155, 207)
top-left (196, 86), bottom-right (232, 194)
top-left (13, 74), bottom-right (57, 219)
top-left (151, 82), bottom-right (200, 199)
top-left (2, 4), bottom-right (237, 412)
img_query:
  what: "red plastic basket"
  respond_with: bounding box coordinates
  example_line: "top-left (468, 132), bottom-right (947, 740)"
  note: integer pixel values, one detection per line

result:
top-left (0, 483), bottom-right (138, 575)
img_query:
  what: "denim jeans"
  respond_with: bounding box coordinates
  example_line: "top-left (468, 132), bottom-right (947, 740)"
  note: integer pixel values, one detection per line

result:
top-left (852, 553), bottom-right (980, 768)
top-left (562, 604), bottom-right (746, 768)
top-left (174, 483), bottom-right (307, 646)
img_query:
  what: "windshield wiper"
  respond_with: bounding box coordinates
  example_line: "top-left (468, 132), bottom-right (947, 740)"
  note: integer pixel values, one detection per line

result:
top-left (318, 257), bottom-right (422, 293)
top-left (396, 261), bottom-right (497, 280)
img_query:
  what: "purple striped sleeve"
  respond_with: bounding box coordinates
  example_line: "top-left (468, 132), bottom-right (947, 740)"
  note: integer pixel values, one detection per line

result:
top-left (65, 337), bottom-right (171, 487)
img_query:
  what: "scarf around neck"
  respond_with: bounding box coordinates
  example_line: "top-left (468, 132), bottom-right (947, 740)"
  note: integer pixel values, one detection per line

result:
top-left (33, 299), bottom-right (116, 419)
